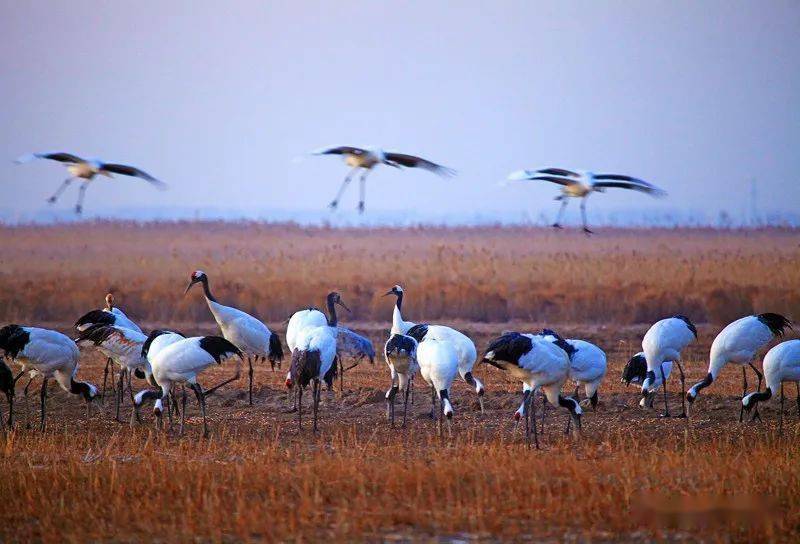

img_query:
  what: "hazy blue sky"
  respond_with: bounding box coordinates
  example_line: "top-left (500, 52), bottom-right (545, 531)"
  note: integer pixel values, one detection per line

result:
top-left (1, 1), bottom-right (798, 223)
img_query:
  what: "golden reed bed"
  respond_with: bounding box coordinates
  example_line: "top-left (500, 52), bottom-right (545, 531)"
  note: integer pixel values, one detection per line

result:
top-left (0, 222), bottom-right (799, 542)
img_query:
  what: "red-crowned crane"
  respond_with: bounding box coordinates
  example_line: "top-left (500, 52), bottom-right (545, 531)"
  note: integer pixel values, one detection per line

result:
top-left (743, 340), bottom-right (800, 434)
top-left (482, 332), bottom-right (581, 448)
top-left (134, 330), bottom-right (242, 437)
top-left (74, 324), bottom-right (150, 425)
top-left (290, 292), bottom-right (349, 432)
top-left (640, 315), bottom-right (697, 418)
top-left (310, 146), bottom-right (455, 213)
top-left (15, 152), bottom-right (165, 214)
top-left (385, 285), bottom-right (485, 412)
top-left (507, 168), bottom-right (666, 234)
top-left (687, 313), bottom-right (792, 421)
top-left (0, 325), bottom-right (97, 431)
top-left (384, 333), bottom-right (419, 428)
top-left (621, 352), bottom-right (674, 409)
top-left (0, 359), bottom-right (24, 429)
top-left (75, 293), bottom-right (142, 403)
top-left (185, 270), bottom-right (283, 405)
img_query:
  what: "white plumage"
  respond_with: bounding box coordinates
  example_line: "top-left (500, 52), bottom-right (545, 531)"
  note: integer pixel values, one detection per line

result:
top-left (385, 285), bottom-right (485, 411)
top-left (687, 314), bottom-right (792, 420)
top-left (743, 340), bottom-right (800, 431)
top-left (0, 325), bottom-right (97, 431)
top-left (482, 331), bottom-right (581, 447)
top-left (289, 292), bottom-right (349, 431)
top-left (185, 270), bottom-right (283, 405)
top-left (640, 315), bottom-right (697, 417)
top-left (416, 338), bottom-right (459, 433)
top-left (135, 332), bottom-right (242, 437)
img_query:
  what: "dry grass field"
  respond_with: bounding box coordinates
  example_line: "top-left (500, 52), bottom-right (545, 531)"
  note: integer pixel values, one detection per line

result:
top-left (1, 223), bottom-right (799, 543)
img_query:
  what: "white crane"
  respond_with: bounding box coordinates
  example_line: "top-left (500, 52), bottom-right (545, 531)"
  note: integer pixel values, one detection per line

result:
top-left (385, 285), bottom-right (485, 412)
top-left (687, 313), bottom-right (792, 421)
top-left (289, 292), bottom-right (349, 431)
top-left (482, 332), bottom-right (581, 448)
top-left (743, 340), bottom-right (800, 433)
top-left (640, 315), bottom-right (697, 418)
top-left (310, 146), bottom-right (455, 213)
top-left (0, 325), bottom-right (97, 431)
top-left (384, 333), bottom-right (419, 427)
top-left (75, 293), bottom-right (142, 402)
top-left (15, 152), bottom-right (166, 214)
top-left (416, 338), bottom-right (459, 436)
top-left (185, 270), bottom-right (284, 405)
top-left (134, 331), bottom-right (242, 437)
top-left (507, 168), bottom-right (666, 234)
top-left (74, 324), bottom-right (150, 425)
top-left (514, 332), bottom-right (607, 431)
top-left (621, 352), bottom-right (674, 409)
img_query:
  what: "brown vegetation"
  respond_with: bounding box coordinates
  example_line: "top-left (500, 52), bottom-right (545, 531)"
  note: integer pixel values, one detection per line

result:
top-left (1, 223), bottom-right (799, 542)
top-left (0, 222), bottom-right (797, 326)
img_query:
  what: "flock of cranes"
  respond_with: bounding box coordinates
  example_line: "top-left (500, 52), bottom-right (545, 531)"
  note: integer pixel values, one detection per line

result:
top-left (0, 280), bottom-right (795, 440)
top-left (13, 147), bottom-right (667, 232)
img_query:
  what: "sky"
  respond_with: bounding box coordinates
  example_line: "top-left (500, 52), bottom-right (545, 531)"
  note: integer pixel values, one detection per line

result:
top-left (1, 0), bottom-right (799, 224)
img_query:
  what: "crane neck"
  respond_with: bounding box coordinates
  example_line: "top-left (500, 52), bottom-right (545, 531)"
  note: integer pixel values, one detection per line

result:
top-left (326, 297), bottom-right (339, 327)
top-left (200, 276), bottom-right (218, 303)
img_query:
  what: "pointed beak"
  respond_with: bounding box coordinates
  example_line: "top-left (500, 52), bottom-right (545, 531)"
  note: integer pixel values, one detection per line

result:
top-left (383, 290), bottom-right (393, 297)
top-left (184, 281), bottom-right (196, 295)
top-left (337, 300), bottom-right (351, 313)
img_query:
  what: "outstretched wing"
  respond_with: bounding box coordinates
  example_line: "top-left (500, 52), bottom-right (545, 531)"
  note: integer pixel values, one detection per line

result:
top-left (100, 163), bottom-right (166, 189)
top-left (15, 152), bottom-right (86, 165)
top-left (311, 146), bottom-right (367, 156)
top-left (592, 174), bottom-right (666, 197)
top-left (384, 152), bottom-right (456, 177)
top-left (508, 169), bottom-right (578, 186)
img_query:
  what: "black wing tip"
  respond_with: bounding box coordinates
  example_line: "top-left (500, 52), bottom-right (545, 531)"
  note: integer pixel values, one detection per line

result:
top-left (673, 315), bottom-right (698, 338)
top-left (200, 336), bottom-right (243, 363)
top-left (75, 310), bottom-right (115, 329)
top-left (757, 313), bottom-right (793, 337)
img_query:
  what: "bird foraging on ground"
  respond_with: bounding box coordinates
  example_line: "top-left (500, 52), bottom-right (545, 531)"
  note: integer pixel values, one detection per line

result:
top-left (640, 316), bottom-right (697, 418)
top-left (384, 333), bottom-right (419, 428)
top-left (621, 351), bottom-right (674, 408)
top-left (742, 339), bottom-right (800, 434)
top-left (0, 325), bottom-right (97, 431)
top-left (310, 146), bottom-right (455, 213)
top-left (507, 168), bottom-right (665, 234)
top-left (15, 152), bottom-right (165, 214)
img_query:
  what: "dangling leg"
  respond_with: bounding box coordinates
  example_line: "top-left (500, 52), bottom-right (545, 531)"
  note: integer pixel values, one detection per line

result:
top-left (247, 357), bottom-right (254, 405)
top-left (749, 362), bottom-right (763, 422)
top-left (676, 362), bottom-right (687, 418)
top-left (329, 167), bottom-right (359, 210)
top-left (580, 198), bottom-right (593, 234)
top-left (47, 177), bottom-right (74, 204)
top-left (39, 377), bottom-right (48, 432)
top-left (190, 383), bottom-right (209, 438)
top-left (75, 181), bottom-right (90, 214)
top-left (552, 197), bottom-right (568, 229)
top-left (739, 367), bottom-right (748, 423)
top-left (357, 170), bottom-right (371, 213)
top-left (660, 364), bottom-right (670, 418)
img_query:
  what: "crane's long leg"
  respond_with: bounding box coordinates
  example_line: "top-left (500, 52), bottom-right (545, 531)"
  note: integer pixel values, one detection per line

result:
top-left (47, 177), bottom-right (74, 204)
top-left (552, 198), bottom-right (568, 229)
top-left (660, 364), bottom-right (670, 418)
top-left (357, 170), bottom-right (371, 213)
top-left (739, 367), bottom-right (748, 423)
top-left (329, 167), bottom-right (360, 210)
top-left (580, 198), bottom-right (593, 235)
top-left (297, 383), bottom-right (303, 430)
top-left (23, 375), bottom-right (35, 429)
top-left (116, 368), bottom-right (124, 422)
top-left (676, 362), bottom-right (687, 418)
top-left (190, 383), bottom-right (209, 437)
top-left (180, 387), bottom-right (187, 435)
top-left (8, 371), bottom-right (23, 427)
top-left (247, 356), bottom-right (254, 406)
top-left (75, 181), bottom-right (90, 214)
top-left (430, 386), bottom-right (436, 419)
top-left (127, 371), bottom-right (140, 426)
top-left (796, 381), bottom-right (800, 418)
top-left (100, 357), bottom-right (113, 406)
top-left (540, 389), bottom-right (547, 435)
top-left (749, 362), bottom-right (763, 422)
top-left (527, 385), bottom-right (539, 450)
top-left (312, 378), bottom-right (320, 433)
top-left (779, 383), bottom-right (785, 436)
top-left (203, 372), bottom-right (240, 398)
top-left (39, 377), bottom-right (48, 432)
top-left (402, 381), bottom-right (411, 428)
